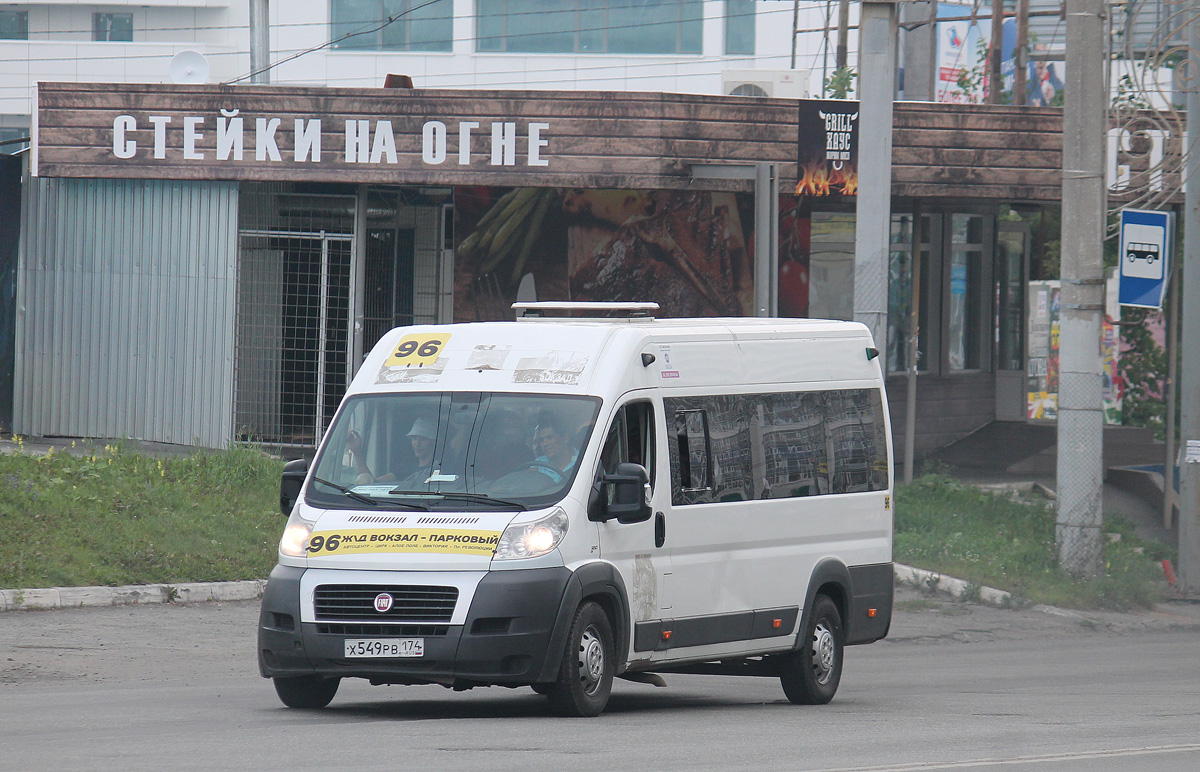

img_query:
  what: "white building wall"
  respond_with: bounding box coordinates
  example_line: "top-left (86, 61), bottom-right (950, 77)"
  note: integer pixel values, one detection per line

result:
top-left (1, 2), bottom-right (246, 122)
top-left (2, 0), bottom-right (852, 134)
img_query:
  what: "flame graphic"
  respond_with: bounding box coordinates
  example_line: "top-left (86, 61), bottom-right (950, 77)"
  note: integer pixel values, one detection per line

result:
top-left (794, 160), bottom-right (858, 197)
top-left (830, 164), bottom-right (858, 196)
top-left (795, 161), bottom-right (831, 196)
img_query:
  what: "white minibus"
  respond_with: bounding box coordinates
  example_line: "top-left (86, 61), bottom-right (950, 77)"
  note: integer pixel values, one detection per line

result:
top-left (259, 302), bottom-right (894, 716)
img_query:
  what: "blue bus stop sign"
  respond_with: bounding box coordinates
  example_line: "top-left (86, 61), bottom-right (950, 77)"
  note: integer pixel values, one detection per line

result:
top-left (1118, 208), bottom-right (1172, 309)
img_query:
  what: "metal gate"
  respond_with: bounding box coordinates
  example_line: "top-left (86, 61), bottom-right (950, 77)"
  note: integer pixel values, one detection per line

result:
top-left (234, 185), bottom-right (445, 447)
top-left (236, 228), bottom-right (354, 446)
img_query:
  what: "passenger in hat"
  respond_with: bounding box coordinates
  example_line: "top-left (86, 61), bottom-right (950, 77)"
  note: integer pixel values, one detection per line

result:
top-left (346, 417), bottom-right (438, 485)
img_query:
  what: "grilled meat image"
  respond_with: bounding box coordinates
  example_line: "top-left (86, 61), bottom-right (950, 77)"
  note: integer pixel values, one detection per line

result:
top-left (570, 191), bottom-right (752, 317)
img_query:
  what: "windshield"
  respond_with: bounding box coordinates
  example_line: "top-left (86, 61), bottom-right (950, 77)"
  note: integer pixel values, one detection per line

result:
top-left (307, 392), bottom-right (601, 510)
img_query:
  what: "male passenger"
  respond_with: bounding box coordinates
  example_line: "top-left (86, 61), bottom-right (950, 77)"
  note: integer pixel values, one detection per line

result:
top-left (346, 418), bottom-right (438, 485)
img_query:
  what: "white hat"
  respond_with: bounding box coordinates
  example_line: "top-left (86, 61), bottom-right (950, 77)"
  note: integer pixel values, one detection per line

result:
top-left (407, 418), bottom-right (437, 440)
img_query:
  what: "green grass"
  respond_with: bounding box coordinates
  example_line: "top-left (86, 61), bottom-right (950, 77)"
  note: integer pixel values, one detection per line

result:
top-left (895, 473), bottom-right (1172, 611)
top-left (0, 446), bottom-right (1173, 613)
top-left (0, 441), bottom-right (284, 589)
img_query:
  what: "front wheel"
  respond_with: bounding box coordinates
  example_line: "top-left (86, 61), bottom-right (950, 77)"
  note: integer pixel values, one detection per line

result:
top-left (273, 675), bottom-right (340, 709)
top-left (780, 594), bottom-right (843, 705)
top-left (547, 601), bottom-right (614, 717)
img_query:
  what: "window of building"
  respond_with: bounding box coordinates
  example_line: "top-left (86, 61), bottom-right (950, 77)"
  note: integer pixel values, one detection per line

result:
top-left (808, 212), bottom-right (856, 322)
top-left (477, 0), bottom-right (703, 54)
top-left (332, 0), bottom-right (453, 52)
top-left (948, 214), bottom-right (985, 370)
top-left (887, 214), bottom-right (935, 374)
top-left (995, 226), bottom-right (1027, 372)
top-left (0, 11), bottom-right (28, 40)
top-left (0, 126), bottom-right (29, 155)
top-left (725, 0), bottom-right (755, 55)
top-left (94, 13), bottom-right (133, 42)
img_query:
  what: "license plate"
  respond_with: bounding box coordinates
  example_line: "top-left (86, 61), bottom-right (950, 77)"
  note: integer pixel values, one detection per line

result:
top-left (344, 638), bottom-right (424, 658)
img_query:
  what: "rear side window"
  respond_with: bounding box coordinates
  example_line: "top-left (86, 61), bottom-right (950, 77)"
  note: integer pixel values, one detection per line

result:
top-left (666, 389), bottom-right (889, 505)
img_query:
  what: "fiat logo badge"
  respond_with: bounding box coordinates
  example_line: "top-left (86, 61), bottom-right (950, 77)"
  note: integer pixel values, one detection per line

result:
top-left (373, 593), bottom-right (394, 613)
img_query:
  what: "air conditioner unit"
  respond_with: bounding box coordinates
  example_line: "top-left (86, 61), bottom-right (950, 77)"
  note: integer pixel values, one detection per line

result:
top-left (722, 69), bottom-right (810, 99)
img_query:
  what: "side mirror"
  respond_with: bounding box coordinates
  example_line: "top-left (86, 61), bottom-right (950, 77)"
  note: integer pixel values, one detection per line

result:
top-left (602, 462), bottom-right (652, 524)
top-left (280, 457), bottom-right (309, 516)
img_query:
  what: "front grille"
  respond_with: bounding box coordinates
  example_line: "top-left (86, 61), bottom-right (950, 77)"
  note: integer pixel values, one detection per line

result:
top-left (314, 584), bottom-right (458, 623)
top-left (317, 623), bottom-right (450, 636)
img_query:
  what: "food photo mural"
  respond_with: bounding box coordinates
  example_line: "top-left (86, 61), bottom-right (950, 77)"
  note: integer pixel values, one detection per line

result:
top-left (453, 187), bottom-right (764, 320)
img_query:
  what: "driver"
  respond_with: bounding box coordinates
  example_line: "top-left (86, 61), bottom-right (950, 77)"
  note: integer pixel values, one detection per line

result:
top-left (528, 420), bottom-right (578, 484)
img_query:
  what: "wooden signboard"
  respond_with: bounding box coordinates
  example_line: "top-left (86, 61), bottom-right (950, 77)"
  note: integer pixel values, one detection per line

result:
top-left (34, 82), bottom-right (1182, 203)
top-left (33, 82), bottom-right (799, 192)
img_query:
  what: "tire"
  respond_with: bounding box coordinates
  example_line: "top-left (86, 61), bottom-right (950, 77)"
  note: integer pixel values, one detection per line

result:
top-left (780, 594), bottom-right (844, 705)
top-left (547, 601), bottom-right (614, 717)
top-left (273, 675), bottom-right (341, 709)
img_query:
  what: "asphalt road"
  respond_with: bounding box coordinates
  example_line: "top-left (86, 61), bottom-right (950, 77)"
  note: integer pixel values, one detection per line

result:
top-left (3, 589), bottom-right (1199, 772)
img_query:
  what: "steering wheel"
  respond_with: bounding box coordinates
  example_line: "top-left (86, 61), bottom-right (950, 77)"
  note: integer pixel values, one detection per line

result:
top-left (488, 463), bottom-right (562, 496)
top-left (524, 461), bottom-right (563, 480)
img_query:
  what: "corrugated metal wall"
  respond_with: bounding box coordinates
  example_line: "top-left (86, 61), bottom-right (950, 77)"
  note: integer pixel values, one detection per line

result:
top-left (15, 178), bottom-right (238, 448)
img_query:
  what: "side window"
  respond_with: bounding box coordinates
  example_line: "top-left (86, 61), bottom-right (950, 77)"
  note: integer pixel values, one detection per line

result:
top-left (666, 405), bottom-right (712, 505)
top-left (599, 401), bottom-right (656, 502)
top-left (666, 388), bottom-right (889, 505)
top-left (757, 391), bottom-right (830, 498)
top-left (827, 389), bottom-right (890, 493)
top-left (707, 395), bottom-right (752, 502)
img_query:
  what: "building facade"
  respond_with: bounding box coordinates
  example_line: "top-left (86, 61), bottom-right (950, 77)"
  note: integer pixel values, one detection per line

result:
top-left (1, 0), bottom-right (849, 150)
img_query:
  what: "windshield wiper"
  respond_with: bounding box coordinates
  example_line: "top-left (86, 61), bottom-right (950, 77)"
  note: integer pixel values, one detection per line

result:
top-left (312, 476), bottom-right (379, 507)
top-left (313, 478), bottom-right (433, 510)
top-left (386, 489), bottom-right (527, 511)
top-left (432, 492), bottom-right (527, 510)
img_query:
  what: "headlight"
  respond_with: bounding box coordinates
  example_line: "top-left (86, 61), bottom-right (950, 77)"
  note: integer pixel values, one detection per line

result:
top-left (279, 509), bottom-right (315, 558)
top-left (494, 508), bottom-right (569, 560)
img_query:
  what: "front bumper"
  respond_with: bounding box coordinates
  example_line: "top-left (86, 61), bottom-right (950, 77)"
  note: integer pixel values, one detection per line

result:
top-left (257, 564), bottom-right (573, 686)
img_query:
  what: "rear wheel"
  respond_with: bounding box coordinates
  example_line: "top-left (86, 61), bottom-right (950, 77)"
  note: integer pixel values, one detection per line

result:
top-left (273, 675), bottom-right (340, 709)
top-left (547, 601), bottom-right (614, 717)
top-left (780, 594), bottom-right (843, 705)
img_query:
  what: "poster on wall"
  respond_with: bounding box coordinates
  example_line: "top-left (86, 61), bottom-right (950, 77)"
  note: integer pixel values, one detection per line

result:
top-left (936, 3), bottom-right (990, 103)
top-left (935, 4), bottom-right (1041, 104)
top-left (1026, 280), bottom-right (1122, 423)
top-left (452, 187), bottom-right (757, 321)
top-left (795, 99), bottom-right (859, 200)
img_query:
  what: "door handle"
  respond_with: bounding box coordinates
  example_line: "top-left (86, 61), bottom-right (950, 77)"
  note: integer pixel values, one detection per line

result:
top-left (654, 511), bottom-right (666, 548)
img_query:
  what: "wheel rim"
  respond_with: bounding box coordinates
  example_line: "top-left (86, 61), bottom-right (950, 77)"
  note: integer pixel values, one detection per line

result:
top-left (811, 621), bottom-right (837, 685)
top-left (577, 625), bottom-right (606, 695)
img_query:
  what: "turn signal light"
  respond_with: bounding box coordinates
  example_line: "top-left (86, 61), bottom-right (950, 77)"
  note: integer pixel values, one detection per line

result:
top-left (867, 608), bottom-right (877, 618)
top-left (772, 618), bottom-right (782, 628)
top-left (662, 630), bottom-right (672, 640)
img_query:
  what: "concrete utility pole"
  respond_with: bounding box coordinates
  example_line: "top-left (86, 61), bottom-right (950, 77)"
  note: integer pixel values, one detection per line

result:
top-left (854, 1), bottom-right (898, 354)
top-left (1177, 11), bottom-right (1200, 593)
top-left (1056, 0), bottom-right (1107, 577)
top-left (249, 0), bottom-right (270, 84)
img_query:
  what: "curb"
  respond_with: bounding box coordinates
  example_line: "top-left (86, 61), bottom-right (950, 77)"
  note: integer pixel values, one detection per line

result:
top-left (3, 566), bottom-right (999, 613)
top-left (0, 579), bottom-right (266, 612)
top-left (894, 563), bottom-right (1013, 606)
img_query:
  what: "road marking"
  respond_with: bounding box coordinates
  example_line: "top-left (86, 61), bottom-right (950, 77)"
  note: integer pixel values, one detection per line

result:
top-left (806, 744), bottom-right (1200, 771)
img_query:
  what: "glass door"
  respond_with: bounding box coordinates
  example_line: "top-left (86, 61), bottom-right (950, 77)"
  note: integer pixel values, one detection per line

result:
top-left (995, 222), bottom-right (1029, 420)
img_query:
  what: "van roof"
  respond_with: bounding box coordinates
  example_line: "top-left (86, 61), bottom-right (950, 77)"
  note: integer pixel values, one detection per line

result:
top-left (354, 316), bottom-right (879, 397)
